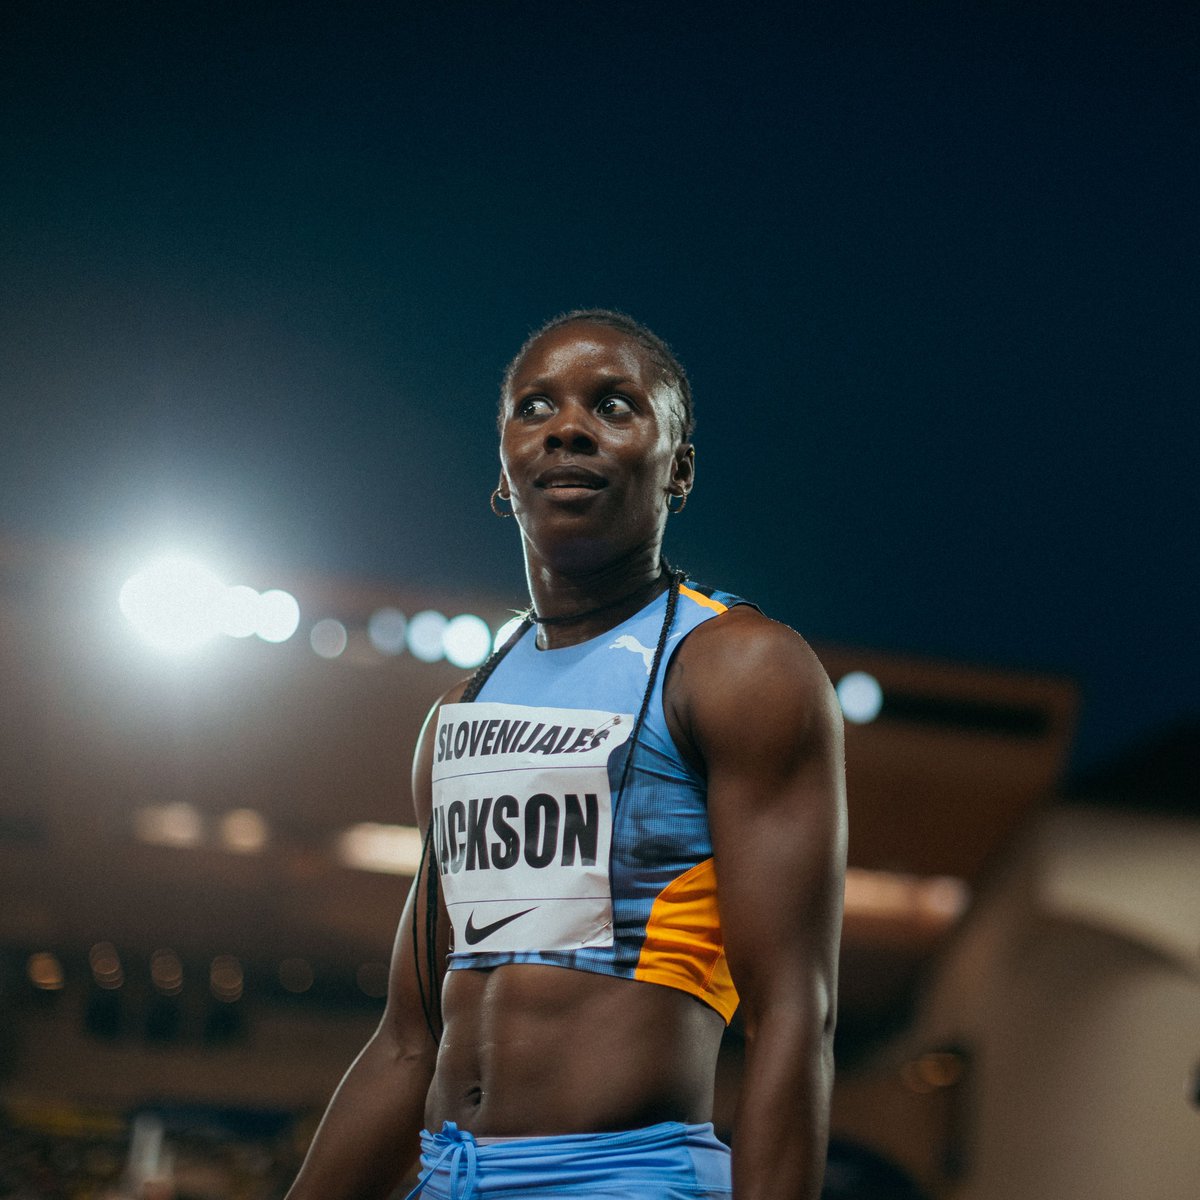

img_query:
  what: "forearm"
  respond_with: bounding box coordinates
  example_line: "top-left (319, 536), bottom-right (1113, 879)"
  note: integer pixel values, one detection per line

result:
top-left (731, 1006), bottom-right (834, 1200)
top-left (286, 1025), bottom-right (436, 1200)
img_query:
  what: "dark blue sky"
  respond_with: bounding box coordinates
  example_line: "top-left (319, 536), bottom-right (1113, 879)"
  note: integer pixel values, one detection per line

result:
top-left (2, 1), bottom-right (1196, 771)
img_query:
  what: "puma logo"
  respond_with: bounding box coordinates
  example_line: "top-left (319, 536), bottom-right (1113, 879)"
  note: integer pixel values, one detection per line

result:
top-left (611, 634), bottom-right (655, 673)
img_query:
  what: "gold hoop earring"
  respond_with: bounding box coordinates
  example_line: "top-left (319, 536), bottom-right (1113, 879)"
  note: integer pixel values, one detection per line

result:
top-left (491, 488), bottom-right (514, 518)
top-left (666, 490), bottom-right (688, 515)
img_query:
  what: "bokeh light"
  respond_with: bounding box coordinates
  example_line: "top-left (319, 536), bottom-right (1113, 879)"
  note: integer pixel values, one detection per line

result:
top-left (89, 942), bottom-right (124, 989)
top-left (119, 557), bottom-right (227, 653)
top-left (443, 614), bottom-right (492, 668)
top-left (28, 952), bottom-right (65, 991)
top-left (133, 802), bottom-right (204, 848)
top-left (310, 618), bottom-right (348, 659)
top-left (219, 808), bottom-right (268, 854)
top-left (209, 955), bottom-right (244, 1002)
top-left (367, 607), bottom-right (407, 655)
top-left (407, 610), bottom-right (447, 663)
top-left (150, 949), bottom-right (184, 996)
top-left (218, 585), bottom-right (261, 638)
top-left (255, 589), bottom-right (301, 643)
top-left (837, 671), bottom-right (884, 724)
top-left (119, 561), bottom-right (303, 651)
top-left (337, 823), bottom-right (424, 875)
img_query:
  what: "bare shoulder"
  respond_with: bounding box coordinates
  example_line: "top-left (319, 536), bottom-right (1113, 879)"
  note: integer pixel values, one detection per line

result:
top-left (672, 604), bottom-right (839, 734)
top-left (414, 677), bottom-right (474, 760)
top-left (410, 677), bottom-right (474, 821)
top-left (436, 677), bottom-right (473, 710)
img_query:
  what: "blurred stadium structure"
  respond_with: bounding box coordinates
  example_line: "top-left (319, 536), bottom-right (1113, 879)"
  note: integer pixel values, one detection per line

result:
top-left (1, 535), bottom-right (1196, 1199)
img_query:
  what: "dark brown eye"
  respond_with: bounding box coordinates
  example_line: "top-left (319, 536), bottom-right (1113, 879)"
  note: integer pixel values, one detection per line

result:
top-left (598, 395), bottom-right (633, 415)
top-left (516, 395), bottom-right (552, 418)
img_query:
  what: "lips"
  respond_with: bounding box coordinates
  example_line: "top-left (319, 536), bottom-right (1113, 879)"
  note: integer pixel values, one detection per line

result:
top-left (535, 466), bottom-right (608, 491)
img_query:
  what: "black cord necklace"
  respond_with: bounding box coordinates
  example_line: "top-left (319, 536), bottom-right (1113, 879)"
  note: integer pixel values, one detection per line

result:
top-left (528, 568), bottom-right (668, 626)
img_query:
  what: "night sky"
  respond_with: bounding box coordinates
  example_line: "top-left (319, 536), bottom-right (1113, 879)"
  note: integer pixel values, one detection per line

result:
top-left (2, 1), bottom-right (1196, 772)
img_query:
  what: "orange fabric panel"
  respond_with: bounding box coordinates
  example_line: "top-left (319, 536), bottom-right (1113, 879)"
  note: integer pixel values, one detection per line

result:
top-left (678, 584), bottom-right (728, 615)
top-left (634, 857), bottom-right (740, 1024)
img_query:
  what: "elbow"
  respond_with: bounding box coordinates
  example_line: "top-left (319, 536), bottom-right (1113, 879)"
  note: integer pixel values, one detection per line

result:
top-left (740, 974), bottom-right (837, 1054)
top-left (372, 1018), bottom-right (439, 1075)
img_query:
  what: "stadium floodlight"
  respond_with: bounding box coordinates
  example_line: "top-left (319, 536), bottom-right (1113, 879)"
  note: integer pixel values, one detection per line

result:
top-left (219, 585), bottom-right (262, 638)
top-left (119, 556), bottom-right (227, 653)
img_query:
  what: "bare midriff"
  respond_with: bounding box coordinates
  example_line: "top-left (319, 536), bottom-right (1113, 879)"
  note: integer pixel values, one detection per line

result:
top-left (424, 963), bottom-right (725, 1136)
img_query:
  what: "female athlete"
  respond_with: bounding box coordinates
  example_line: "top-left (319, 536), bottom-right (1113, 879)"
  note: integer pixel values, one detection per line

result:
top-left (286, 310), bottom-right (847, 1200)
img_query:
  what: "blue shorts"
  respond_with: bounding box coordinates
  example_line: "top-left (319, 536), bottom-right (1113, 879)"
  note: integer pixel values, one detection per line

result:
top-left (405, 1120), bottom-right (732, 1199)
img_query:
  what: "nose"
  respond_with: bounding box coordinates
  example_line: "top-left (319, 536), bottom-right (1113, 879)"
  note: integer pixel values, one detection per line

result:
top-left (543, 403), bottom-right (597, 454)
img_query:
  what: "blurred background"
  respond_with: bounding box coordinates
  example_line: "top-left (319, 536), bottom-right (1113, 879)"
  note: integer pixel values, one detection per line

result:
top-left (1, 2), bottom-right (1196, 1197)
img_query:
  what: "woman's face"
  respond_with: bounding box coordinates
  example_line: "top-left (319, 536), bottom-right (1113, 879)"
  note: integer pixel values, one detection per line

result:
top-left (498, 321), bottom-right (692, 567)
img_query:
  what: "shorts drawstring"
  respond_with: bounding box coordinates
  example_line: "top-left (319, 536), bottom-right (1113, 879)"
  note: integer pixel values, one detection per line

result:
top-left (405, 1123), bottom-right (479, 1200)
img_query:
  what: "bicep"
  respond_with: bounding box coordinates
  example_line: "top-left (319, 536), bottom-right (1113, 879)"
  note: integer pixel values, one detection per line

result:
top-left (379, 865), bottom-right (447, 1053)
top-left (695, 628), bottom-right (847, 1023)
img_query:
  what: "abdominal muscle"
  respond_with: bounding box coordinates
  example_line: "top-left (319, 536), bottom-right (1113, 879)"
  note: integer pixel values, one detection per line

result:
top-left (424, 963), bottom-right (725, 1137)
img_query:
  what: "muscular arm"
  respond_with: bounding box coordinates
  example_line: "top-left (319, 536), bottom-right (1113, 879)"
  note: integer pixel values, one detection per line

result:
top-left (285, 684), bottom-right (461, 1200)
top-left (674, 610), bottom-right (847, 1200)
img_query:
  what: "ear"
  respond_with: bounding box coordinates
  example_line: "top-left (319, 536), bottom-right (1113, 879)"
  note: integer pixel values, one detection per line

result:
top-left (669, 444), bottom-right (695, 498)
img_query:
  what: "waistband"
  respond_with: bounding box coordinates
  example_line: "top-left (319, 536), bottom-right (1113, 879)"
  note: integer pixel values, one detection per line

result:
top-left (405, 1120), bottom-right (731, 1199)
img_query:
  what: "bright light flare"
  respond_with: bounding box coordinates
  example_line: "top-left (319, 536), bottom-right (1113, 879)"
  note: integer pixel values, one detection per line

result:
top-left (219, 585), bottom-right (261, 638)
top-left (443, 614), bottom-right (492, 668)
top-left (119, 559), bottom-right (301, 650)
top-left (119, 557), bottom-right (227, 653)
top-left (255, 589), bottom-right (301, 643)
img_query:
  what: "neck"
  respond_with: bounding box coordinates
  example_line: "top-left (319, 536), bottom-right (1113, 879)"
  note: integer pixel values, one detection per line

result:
top-left (523, 545), bottom-right (668, 649)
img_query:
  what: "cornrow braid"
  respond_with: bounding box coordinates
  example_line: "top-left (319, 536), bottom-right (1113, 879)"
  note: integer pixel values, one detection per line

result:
top-left (410, 570), bottom-right (687, 1043)
top-left (612, 568), bottom-right (684, 815)
top-left (499, 308), bottom-right (695, 444)
top-left (412, 822), bottom-right (440, 1042)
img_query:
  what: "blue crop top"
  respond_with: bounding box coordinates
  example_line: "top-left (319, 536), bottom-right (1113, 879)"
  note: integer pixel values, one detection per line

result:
top-left (429, 581), bottom-right (750, 1023)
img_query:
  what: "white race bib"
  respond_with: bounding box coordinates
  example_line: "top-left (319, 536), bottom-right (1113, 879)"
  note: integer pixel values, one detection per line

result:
top-left (431, 701), bottom-right (633, 954)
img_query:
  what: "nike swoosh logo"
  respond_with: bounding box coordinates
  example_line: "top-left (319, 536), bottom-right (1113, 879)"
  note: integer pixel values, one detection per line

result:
top-left (464, 907), bottom-right (537, 946)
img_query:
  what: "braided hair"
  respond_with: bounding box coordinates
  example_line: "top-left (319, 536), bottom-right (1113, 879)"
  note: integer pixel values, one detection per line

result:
top-left (412, 567), bottom-right (687, 1042)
